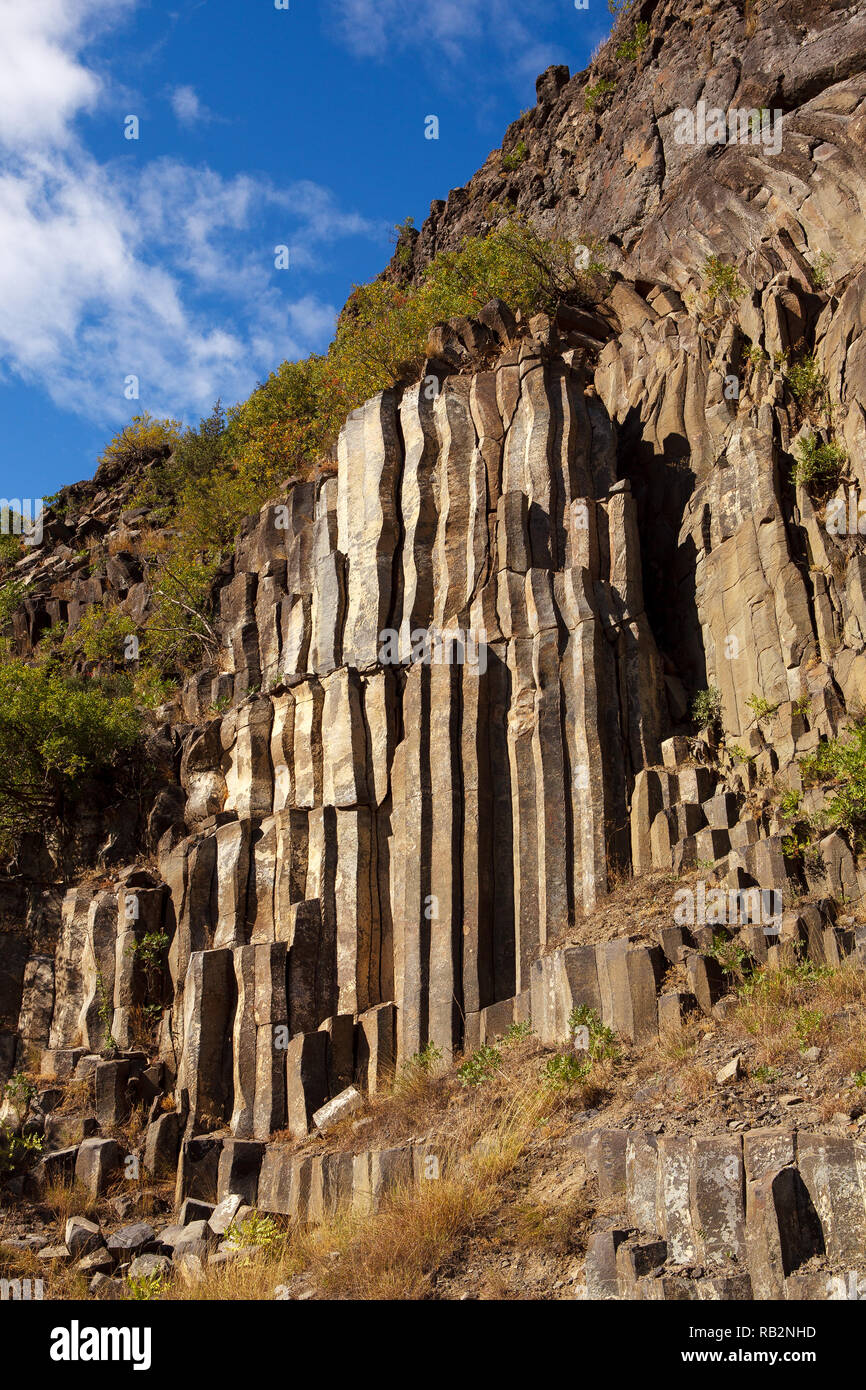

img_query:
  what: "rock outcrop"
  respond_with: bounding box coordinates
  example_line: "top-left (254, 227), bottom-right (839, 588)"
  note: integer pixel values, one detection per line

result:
top-left (4, 0), bottom-right (866, 1302)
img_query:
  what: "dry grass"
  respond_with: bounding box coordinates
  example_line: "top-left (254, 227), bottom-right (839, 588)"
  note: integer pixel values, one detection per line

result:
top-left (167, 1054), bottom-right (570, 1302)
top-left (732, 958), bottom-right (866, 1068)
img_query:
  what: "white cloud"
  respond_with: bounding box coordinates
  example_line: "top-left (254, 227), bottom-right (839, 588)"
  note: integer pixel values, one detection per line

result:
top-left (326, 0), bottom-right (568, 79)
top-left (0, 0), bottom-right (130, 149)
top-left (0, 0), bottom-right (381, 433)
top-left (170, 84), bottom-right (213, 127)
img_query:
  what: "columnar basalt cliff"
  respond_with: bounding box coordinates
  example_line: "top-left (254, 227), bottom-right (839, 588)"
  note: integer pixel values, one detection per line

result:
top-left (4, 0), bottom-right (866, 1301)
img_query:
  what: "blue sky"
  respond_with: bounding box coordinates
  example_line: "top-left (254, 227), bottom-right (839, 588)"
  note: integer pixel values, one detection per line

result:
top-left (0, 0), bottom-right (612, 501)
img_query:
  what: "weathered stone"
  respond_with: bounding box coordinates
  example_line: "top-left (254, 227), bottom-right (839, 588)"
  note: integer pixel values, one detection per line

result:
top-left (355, 1003), bottom-right (396, 1094)
top-left (217, 1139), bottom-right (263, 1206)
top-left (285, 1032), bottom-right (329, 1137)
top-left (74, 1138), bottom-right (121, 1200)
top-left (64, 1216), bottom-right (103, 1259)
top-left (313, 1085), bottom-right (363, 1133)
top-left (106, 1223), bottom-right (156, 1259)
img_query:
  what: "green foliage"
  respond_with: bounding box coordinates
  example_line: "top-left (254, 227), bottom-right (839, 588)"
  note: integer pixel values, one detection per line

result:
top-left (794, 1007), bottom-right (824, 1049)
top-left (96, 970), bottom-right (118, 1051)
top-left (751, 1064), bottom-right (780, 1083)
top-left (615, 20), bottom-right (649, 60)
top-left (457, 1043), bottom-right (501, 1087)
top-left (702, 256), bottom-right (744, 312)
top-left (134, 403), bottom-right (231, 528)
top-left (501, 140), bottom-right (529, 172)
top-left (746, 693), bottom-right (779, 722)
top-left (785, 354), bottom-right (828, 417)
top-left (0, 525), bottom-right (23, 571)
top-left (793, 694), bottom-right (811, 718)
top-left (791, 433), bottom-right (846, 492)
top-left (584, 78), bottom-right (617, 112)
top-left (708, 932), bottom-right (751, 980)
top-left (778, 788), bottom-right (803, 819)
top-left (801, 723), bottom-right (866, 839)
top-left (744, 343), bottom-right (769, 368)
top-left (727, 744), bottom-right (755, 764)
top-left (0, 1125), bottom-right (43, 1176)
top-left (126, 1273), bottom-right (166, 1301)
top-left (132, 931), bottom-right (170, 970)
top-left (853, 1069), bottom-right (866, 1088)
top-left (542, 1053), bottom-right (591, 1089)
top-left (393, 217), bottom-right (416, 269)
top-left (502, 1020), bottom-right (533, 1046)
top-left (4, 1072), bottom-right (36, 1116)
top-left (396, 1041), bottom-right (443, 1089)
top-left (0, 578), bottom-right (30, 637)
top-left (97, 413), bottom-right (182, 476)
top-left (568, 1004), bottom-right (619, 1061)
top-left (0, 660), bottom-right (140, 856)
top-left (809, 251), bottom-right (835, 290)
top-left (738, 958), bottom-right (832, 1004)
top-left (143, 548), bottom-right (221, 677)
top-left (691, 685), bottom-right (722, 728)
top-left (226, 1214), bottom-right (284, 1252)
top-left (60, 605), bottom-right (138, 669)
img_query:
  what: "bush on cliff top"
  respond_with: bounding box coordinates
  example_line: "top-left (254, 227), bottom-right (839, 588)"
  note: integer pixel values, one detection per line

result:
top-left (228, 214), bottom-right (605, 486)
top-left (118, 217), bottom-right (604, 683)
top-left (0, 659), bottom-right (140, 855)
top-left (19, 219), bottom-right (605, 697)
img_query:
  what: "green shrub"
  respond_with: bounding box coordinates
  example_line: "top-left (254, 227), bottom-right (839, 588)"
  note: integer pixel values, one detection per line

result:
top-left (0, 524), bottom-right (23, 571)
top-left (809, 251), bottom-right (834, 290)
top-left (542, 1053), bottom-right (591, 1089)
top-left (396, 1041), bottom-right (443, 1089)
top-left (502, 1020), bottom-right (533, 1046)
top-left (60, 605), bottom-right (138, 669)
top-left (794, 1007), bottom-right (824, 1049)
top-left (786, 354), bottom-right (828, 416)
top-left (778, 788), bottom-right (803, 819)
top-left (691, 686), bottom-right (722, 727)
top-left (0, 578), bottom-right (30, 638)
top-left (568, 1004), bottom-right (619, 1061)
top-left (0, 1126), bottom-right (43, 1176)
top-left (801, 723), bottom-right (866, 838)
top-left (615, 20), bottom-right (649, 60)
top-left (744, 343), bottom-right (768, 368)
top-left (702, 256), bottom-right (744, 311)
top-left (97, 413), bottom-right (182, 476)
top-left (0, 660), bottom-right (140, 855)
top-left (708, 932), bottom-right (751, 980)
top-left (127, 1273), bottom-right (166, 1301)
top-left (746, 693), bottom-right (779, 722)
top-left (584, 78), bottom-right (617, 112)
top-left (4, 1072), bottom-right (36, 1117)
top-left (791, 433), bottom-right (846, 491)
top-left (226, 1214), bottom-right (284, 1252)
top-left (142, 547), bottom-right (221, 676)
top-left (502, 140), bottom-right (529, 171)
top-left (457, 1043), bottom-right (501, 1087)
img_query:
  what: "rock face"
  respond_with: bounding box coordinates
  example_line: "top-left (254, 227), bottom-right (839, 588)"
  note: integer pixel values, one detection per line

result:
top-left (26, 340), bottom-right (667, 1109)
top-left (4, 0), bottom-right (866, 1302)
